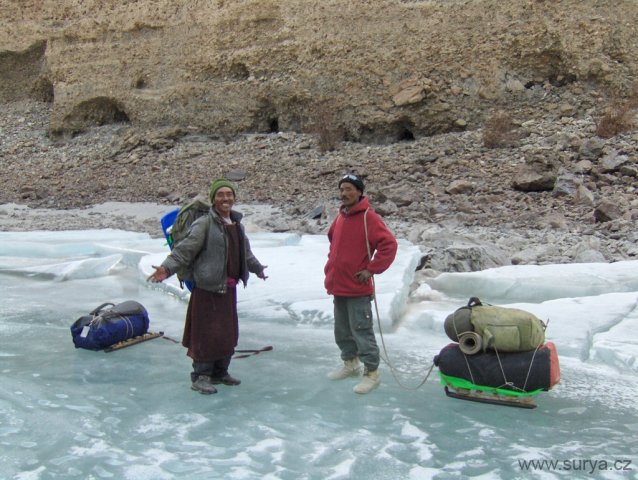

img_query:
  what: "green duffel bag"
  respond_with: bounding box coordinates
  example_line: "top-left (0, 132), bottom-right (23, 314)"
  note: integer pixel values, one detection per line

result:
top-left (444, 297), bottom-right (546, 354)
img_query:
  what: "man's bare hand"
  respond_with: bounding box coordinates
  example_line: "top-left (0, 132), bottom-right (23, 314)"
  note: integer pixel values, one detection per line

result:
top-left (257, 265), bottom-right (268, 280)
top-left (353, 269), bottom-right (373, 284)
top-left (147, 265), bottom-right (168, 283)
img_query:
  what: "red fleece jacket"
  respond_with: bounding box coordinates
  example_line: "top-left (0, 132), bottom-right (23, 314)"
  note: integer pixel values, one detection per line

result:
top-left (324, 196), bottom-right (398, 297)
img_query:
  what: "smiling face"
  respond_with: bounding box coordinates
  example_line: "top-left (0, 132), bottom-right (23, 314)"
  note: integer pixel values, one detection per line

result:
top-left (213, 186), bottom-right (235, 218)
top-left (339, 182), bottom-right (362, 210)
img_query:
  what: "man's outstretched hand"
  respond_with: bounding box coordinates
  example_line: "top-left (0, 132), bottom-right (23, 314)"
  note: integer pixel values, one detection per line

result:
top-left (257, 265), bottom-right (269, 280)
top-left (147, 265), bottom-right (168, 283)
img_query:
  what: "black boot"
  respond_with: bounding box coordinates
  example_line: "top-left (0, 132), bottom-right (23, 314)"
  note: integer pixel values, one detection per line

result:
top-left (210, 356), bottom-right (241, 386)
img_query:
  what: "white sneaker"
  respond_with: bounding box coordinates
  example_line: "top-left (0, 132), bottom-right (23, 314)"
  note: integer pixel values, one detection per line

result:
top-left (353, 367), bottom-right (380, 394)
top-left (328, 358), bottom-right (362, 380)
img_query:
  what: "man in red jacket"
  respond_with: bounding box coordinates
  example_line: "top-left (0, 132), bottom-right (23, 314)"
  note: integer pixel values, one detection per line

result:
top-left (324, 174), bottom-right (398, 394)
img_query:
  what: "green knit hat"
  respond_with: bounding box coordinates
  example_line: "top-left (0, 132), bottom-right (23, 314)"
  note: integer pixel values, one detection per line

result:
top-left (209, 178), bottom-right (236, 203)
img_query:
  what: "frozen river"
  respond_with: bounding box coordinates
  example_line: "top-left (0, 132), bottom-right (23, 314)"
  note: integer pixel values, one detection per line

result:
top-left (1, 228), bottom-right (637, 479)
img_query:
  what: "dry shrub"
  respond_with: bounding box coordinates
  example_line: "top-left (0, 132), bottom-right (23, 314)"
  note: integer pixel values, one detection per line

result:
top-left (311, 104), bottom-right (342, 153)
top-left (482, 113), bottom-right (517, 149)
top-left (594, 84), bottom-right (638, 139)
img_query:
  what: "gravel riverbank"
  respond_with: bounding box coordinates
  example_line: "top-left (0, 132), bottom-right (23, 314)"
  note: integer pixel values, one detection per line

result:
top-left (2, 100), bottom-right (637, 273)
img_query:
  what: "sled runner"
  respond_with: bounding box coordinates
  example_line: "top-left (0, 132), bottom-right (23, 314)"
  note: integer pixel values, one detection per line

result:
top-left (441, 376), bottom-right (539, 409)
top-left (104, 332), bottom-right (162, 352)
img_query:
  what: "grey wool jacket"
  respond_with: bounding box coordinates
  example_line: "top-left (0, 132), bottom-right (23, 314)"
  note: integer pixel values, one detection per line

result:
top-left (161, 208), bottom-right (263, 294)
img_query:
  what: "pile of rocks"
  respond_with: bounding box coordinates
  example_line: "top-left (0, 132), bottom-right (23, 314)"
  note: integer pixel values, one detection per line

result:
top-left (1, 99), bottom-right (637, 273)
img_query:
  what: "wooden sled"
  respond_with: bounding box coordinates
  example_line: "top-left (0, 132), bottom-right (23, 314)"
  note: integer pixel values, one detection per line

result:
top-left (444, 386), bottom-right (537, 409)
top-left (104, 332), bottom-right (162, 353)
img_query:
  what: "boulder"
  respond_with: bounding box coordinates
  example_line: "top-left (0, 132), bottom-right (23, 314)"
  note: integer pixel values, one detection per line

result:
top-left (573, 159), bottom-right (593, 174)
top-left (416, 155), bottom-right (438, 165)
top-left (301, 205), bottom-right (324, 219)
top-left (374, 200), bottom-right (399, 216)
top-left (578, 138), bottom-right (605, 160)
top-left (568, 236), bottom-right (601, 259)
top-left (446, 180), bottom-right (473, 195)
top-left (388, 78), bottom-right (421, 97)
top-left (574, 185), bottom-right (596, 207)
top-left (544, 213), bottom-right (569, 230)
top-left (513, 164), bottom-right (557, 192)
top-left (594, 201), bottom-right (623, 222)
top-left (225, 169), bottom-right (249, 181)
top-left (619, 165), bottom-right (638, 177)
top-left (422, 244), bottom-right (511, 273)
top-left (552, 174), bottom-right (579, 197)
top-left (382, 184), bottom-right (423, 207)
top-left (157, 187), bottom-right (171, 198)
top-left (392, 86), bottom-right (425, 106)
top-left (366, 188), bottom-right (387, 203)
top-left (599, 150), bottom-right (630, 173)
top-left (511, 245), bottom-right (560, 265)
top-left (506, 78), bottom-right (525, 92)
top-left (573, 249), bottom-right (607, 263)
top-left (418, 231), bottom-right (511, 272)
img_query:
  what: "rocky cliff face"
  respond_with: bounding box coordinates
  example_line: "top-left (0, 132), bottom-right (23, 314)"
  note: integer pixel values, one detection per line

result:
top-left (2, 0), bottom-right (637, 141)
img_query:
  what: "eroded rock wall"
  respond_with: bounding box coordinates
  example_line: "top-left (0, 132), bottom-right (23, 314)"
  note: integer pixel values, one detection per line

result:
top-left (2, 0), bottom-right (637, 141)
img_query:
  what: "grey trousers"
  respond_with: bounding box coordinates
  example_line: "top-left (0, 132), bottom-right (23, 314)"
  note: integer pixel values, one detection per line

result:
top-left (333, 295), bottom-right (380, 371)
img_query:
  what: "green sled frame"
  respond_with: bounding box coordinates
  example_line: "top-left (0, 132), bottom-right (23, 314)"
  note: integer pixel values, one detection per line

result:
top-left (440, 373), bottom-right (543, 409)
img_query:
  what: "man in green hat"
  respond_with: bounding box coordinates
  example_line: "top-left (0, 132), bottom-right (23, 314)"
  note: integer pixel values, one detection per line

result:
top-left (148, 178), bottom-right (268, 394)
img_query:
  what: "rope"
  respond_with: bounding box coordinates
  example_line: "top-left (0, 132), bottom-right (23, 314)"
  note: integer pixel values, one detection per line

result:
top-left (489, 308), bottom-right (518, 391)
top-left (493, 345), bottom-right (520, 391)
top-left (360, 209), bottom-right (550, 393)
top-left (363, 208), bottom-right (435, 390)
top-left (522, 319), bottom-right (549, 392)
top-left (233, 346), bottom-right (274, 359)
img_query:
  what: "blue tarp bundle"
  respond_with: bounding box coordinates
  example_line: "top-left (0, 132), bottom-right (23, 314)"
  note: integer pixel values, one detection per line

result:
top-left (71, 301), bottom-right (150, 351)
top-left (161, 208), bottom-right (194, 292)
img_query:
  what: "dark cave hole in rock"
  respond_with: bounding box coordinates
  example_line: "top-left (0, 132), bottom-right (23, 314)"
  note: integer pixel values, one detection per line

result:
top-left (398, 128), bottom-right (415, 141)
top-left (55, 96), bottom-right (131, 136)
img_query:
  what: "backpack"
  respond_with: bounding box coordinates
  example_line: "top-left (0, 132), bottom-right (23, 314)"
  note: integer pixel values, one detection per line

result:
top-left (70, 301), bottom-right (150, 351)
top-left (444, 297), bottom-right (546, 353)
top-left (170, 196), bottom-right (211, 248)
top-left (166, 196), bottom-right (211, 286)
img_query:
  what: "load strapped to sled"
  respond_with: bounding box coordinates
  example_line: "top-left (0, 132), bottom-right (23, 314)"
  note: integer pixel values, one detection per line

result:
top-left (436, 297), bottom-right (561, 408)
top-left (70, 301), bottom-right (150, 351)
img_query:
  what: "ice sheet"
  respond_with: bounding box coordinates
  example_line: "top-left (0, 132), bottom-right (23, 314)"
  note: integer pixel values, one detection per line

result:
top-left (0, 254), bottom-right (123, 281)
top-left (427, 261), bottom-right (638, 304)
top-left (139, 234), bottom-right (422, 330)
top-left (593, 301), bottom-right (638, 371)
top-left (1, 230), bottom-right (637, 479)
top-left (0, 230), bottom-right (150, 258)
top-left (410, 293), bottom-right (638, 361)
